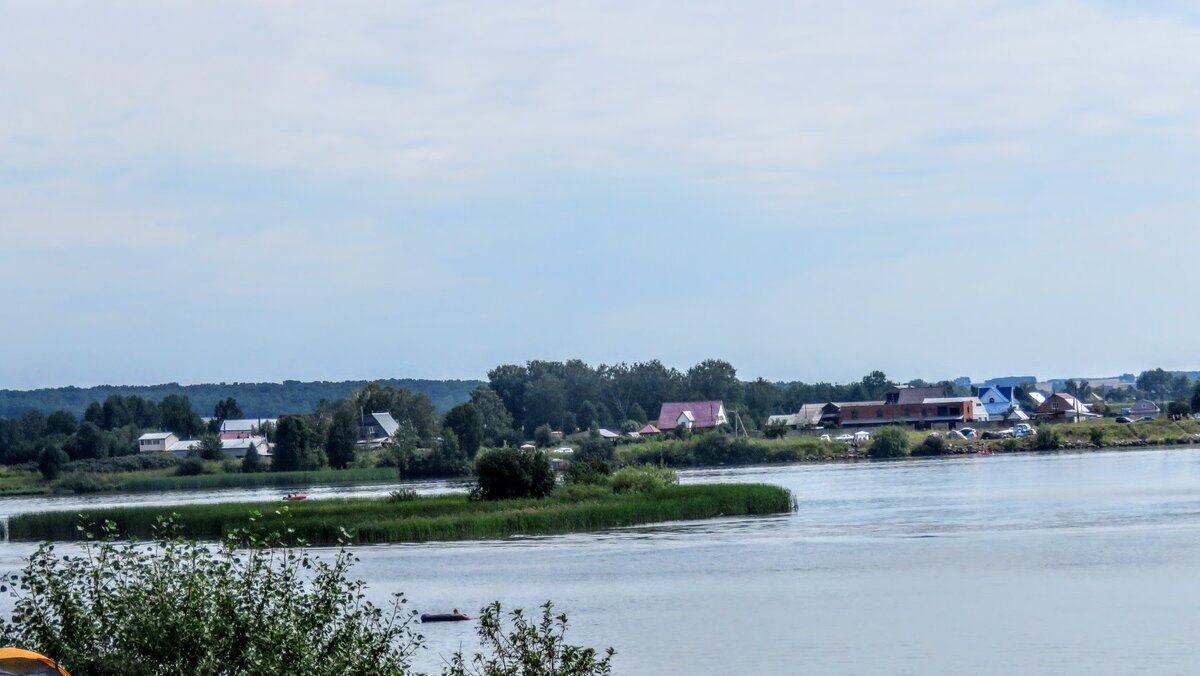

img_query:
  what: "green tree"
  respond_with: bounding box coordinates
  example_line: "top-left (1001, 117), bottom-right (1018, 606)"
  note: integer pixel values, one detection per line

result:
top-left (1136, 368), bottom-right (1173, 400)
top-left (1191, 380), bottom-right (1200, 416)
top-left (212, 397), bottom-right (244, 423)
top-left (523, 375), bottom-right (568, 436)
top-left (867, 426), bottom-right (910, 459)
top-left (432, 427), bottom-right (469, 477)
top-left (242, 442), bottom-right (263, 472)
top-left (45, 410), bottom-right (78, 436)
top-left (443, 402), bottom-right (484, 458)
top-left (273, 416), bottom-right (315, 472)
top-left (196, 433), bottom-right (225, 461)
top-left (487, 364), bottom-right (529, 432)
top-left (743, 378), bottom-right (778, 428)
top-left (576, 436), bottom-right (614, 464)
top-left (686, 359), bottom-right (743, 406)
top-left (533, 424), bottom-right (554, 448)
top-left (474, 447), bottom-right (555, 500)
top-left (391, 421), bottom-right (420, 479)
top-left (159, 395), bottom-right (204, 438)
top-left (37, 444), bottom-right (67, 480)
top-left (470, 385), bottom-right (515, 446)
top-left (627, 402), bottom-right (648, 425)
top-left (860, 371), bottom-right (892, 400)
top-left (65, 421), bottom-right (110, 461)
top-left (325, 405), bottom-right (359, 470)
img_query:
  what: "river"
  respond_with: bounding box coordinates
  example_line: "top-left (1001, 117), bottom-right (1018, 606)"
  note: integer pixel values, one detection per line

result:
top-left (2, 448), bottom-right (1200, 674)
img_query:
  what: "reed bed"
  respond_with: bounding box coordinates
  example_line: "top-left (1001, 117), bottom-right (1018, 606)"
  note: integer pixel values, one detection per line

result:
top-left (8, 484), bottom-right (794, 545)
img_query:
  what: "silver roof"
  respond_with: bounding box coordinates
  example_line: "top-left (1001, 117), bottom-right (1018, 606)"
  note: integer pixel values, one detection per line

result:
top-left (371, 412), bottom-right (400, 437)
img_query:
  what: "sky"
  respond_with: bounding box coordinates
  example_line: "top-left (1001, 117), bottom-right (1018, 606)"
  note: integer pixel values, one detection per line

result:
top-left (1, 1), bottom-right (1199, 389)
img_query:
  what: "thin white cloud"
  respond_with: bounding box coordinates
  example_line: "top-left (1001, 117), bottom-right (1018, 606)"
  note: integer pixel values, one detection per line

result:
top-left (1, 1), bottom-right (1197, 184)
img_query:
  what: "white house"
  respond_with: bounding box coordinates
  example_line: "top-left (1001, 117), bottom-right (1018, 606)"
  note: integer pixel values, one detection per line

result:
top-left (137, 432), bottom-right (179, 453)
top-left (969, 398), bottom-right (992, 423)
top-left (975, 385), bottom-right (1025, 420)
top-left (219, 437), bottom-right (271, 458)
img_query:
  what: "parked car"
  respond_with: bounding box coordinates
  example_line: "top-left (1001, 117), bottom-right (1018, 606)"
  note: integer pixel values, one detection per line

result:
top-left (1013, 423), bottom-right (1036, 437)
top-left (834, 433), bottom-right (854, 442)
top-left (1115, 416), bottom-right (1132, 424)
top-left (819, 434), bottom-right (832, 442)
top-left (551, 447), bottom-right (575, 454)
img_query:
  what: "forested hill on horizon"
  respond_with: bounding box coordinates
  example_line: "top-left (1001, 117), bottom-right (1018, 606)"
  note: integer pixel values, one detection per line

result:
top-left (0, 379), bottom-right (483, 420)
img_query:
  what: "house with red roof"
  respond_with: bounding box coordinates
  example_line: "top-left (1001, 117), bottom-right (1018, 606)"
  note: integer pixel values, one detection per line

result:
top-left (656, 400), bottom-right (728, 433)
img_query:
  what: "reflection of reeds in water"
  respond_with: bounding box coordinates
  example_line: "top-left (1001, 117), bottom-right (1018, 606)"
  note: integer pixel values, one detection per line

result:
top-left (116, 467), bottom-right (404, 492)
top-left (8, 484), bottom-right (794, 545)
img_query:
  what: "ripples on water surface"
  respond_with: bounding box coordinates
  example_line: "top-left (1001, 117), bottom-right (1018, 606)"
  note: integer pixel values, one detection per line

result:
top-left (4, 449), bottom-right (1200, 674)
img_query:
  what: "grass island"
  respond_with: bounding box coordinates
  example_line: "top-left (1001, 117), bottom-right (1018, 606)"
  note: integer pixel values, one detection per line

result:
top-left (6, 483), bottom-right (794, 545)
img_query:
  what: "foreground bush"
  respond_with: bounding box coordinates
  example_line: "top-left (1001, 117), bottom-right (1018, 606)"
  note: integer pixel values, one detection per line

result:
top-left (475, 447), bottom-right (555, 500)
top-left (0, 520), bottom-right (421, 674)
top-left (445, 602), bottom-right (614, 676)
top-left (0, 519), bottom-right (614, 675)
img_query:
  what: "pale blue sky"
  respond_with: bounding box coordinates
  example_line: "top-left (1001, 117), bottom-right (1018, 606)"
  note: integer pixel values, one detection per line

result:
top-left (2, 1), bottom-right (1198, 388)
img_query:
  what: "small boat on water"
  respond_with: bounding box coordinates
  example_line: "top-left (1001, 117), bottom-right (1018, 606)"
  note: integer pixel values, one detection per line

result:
top-left (282, 492), bottom-right (307, 502)
top-left (421, 612), bottom-right (471, 623)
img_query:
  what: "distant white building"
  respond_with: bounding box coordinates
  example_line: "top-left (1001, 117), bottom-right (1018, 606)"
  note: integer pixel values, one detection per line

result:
top-left (219, 418), bottom-right (277, 435)
top-left (137, 432), bottom-right (178, 453)
top-left (138, 431), bottom-right (269, 458)
top-left (218, 437), bottom-right (271, 458)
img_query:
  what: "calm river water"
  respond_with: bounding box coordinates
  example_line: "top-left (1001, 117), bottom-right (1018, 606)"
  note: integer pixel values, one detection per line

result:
top-left (3, 448), bottom-right (1200, 674)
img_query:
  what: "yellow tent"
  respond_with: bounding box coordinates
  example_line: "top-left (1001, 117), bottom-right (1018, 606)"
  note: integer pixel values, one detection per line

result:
top-left (0, 648), bottom-right (70, 676)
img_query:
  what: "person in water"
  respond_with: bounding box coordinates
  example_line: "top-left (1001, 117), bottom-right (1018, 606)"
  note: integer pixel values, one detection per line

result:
top-left (452, 608), bottom-right (468, 618)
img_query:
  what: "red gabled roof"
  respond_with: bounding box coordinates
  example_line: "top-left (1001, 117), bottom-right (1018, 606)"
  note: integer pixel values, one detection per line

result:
top-left (638, 423), bottom-right (661, 435)
top-left (656, 401), bottom-right (724, 430)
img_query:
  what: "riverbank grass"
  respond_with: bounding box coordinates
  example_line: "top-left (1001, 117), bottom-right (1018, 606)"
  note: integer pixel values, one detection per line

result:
top-left (7, 483), bottom-right (794, 545)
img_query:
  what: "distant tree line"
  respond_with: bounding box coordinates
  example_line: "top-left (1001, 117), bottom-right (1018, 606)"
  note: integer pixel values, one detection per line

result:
top-left (0, 378), bottom-right (481, 420)
top-left (482, 360), bottom-right (968, 435)
top-left (5, 363), bottom-right (1198, 481)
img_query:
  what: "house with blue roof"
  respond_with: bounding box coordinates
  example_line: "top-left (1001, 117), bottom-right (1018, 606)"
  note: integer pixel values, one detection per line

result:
top-left (975, 385), bottom-right (1028, 421)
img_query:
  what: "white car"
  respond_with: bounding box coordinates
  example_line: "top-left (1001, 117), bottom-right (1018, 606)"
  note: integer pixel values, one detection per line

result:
top-left (834, 433), bottom-right (854, 442)
top-left (819, 434), bottom-right (832, 442)
top-left (551, 447), bottom-right (575, 454)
